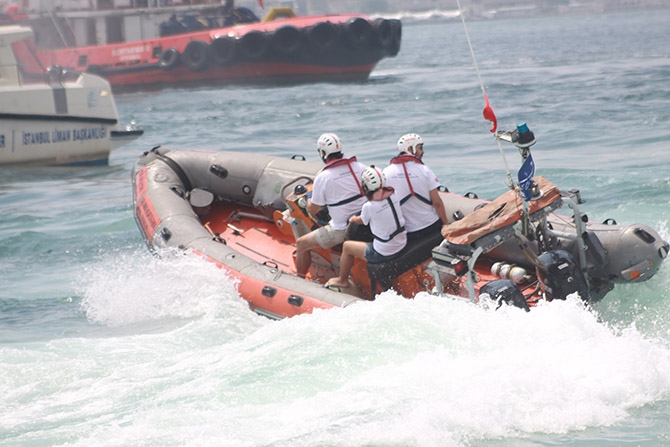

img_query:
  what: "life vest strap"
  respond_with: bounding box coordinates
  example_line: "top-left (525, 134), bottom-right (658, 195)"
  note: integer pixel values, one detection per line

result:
top-left (371, 197), bottom-right (405, 243)
top-left (329, 193), bottom-right (363, 207)
top-left (390, 154), bottom-right (424, 165)
top-left (394, 157), bottom-right (433, 206)
top-left (399, 193), bottom-right (433, 206)
top-left (322, 156), bottom-right (364, 207)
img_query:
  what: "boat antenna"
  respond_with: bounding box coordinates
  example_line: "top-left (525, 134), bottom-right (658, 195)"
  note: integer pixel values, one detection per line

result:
top-left (455, 0), bottom-right (515, 189)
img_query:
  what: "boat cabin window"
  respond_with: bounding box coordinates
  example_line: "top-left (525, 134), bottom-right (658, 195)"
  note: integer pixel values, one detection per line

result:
top-left (106, 16), bottom-right (124, 44)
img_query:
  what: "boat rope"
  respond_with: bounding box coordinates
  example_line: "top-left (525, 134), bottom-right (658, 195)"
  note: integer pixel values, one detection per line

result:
top-left (153, 151), bottom-right (193, 192)
top-left (455, 0), bottom-right (515, 190)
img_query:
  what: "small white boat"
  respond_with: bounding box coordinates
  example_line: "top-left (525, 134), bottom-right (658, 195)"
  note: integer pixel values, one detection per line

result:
top-left (0, 25), bottom-right (143, 166)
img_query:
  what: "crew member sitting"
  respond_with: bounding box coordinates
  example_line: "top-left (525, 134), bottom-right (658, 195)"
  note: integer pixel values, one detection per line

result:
top-left (295, 133), bottom-right (367, 278)
top-left (325, 166), bottom-right (407, 289)
top-left (383, 133), bottom-right (448, 242)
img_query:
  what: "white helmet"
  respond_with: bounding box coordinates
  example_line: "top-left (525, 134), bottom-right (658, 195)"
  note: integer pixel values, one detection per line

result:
top-left (397, 133), bottom-right (423, 154)
top-left (316, 133), bottom-right (342, 162)
top-left (361, 165), bottom-right (385, 194)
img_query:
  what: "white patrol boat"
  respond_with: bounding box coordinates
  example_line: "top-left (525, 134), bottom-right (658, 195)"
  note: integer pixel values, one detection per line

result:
top-left (0, 25), bottom-right (142, 165)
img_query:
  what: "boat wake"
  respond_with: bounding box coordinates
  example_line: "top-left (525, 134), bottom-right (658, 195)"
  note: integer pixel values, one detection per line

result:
top-left (68, 247), bottom-right (670, 445)
top-left (78, 248), bottom-right (253, 328)
top-left (377, 9), bottom-right (461, 25)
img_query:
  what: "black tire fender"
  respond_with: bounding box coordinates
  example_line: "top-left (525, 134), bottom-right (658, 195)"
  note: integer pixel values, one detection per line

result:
top-left (306, 21), bottom-right (339, 52)
top-left (272, 26), bottom-right (303, 55)
top-left (342, 17), bottom-right (373, 49)
top-left (158, 47), bottom-right (181, 71)
top-left (182, 40), bottom-right (210, 72)
top-left (372, 18), bottom-right (393, 49)
top-left (210, 36), bottom-right (237, 66)
top-left (387, 19), bottom-right (402, 56)
top-left (239, 30), bottom-right (268, 61)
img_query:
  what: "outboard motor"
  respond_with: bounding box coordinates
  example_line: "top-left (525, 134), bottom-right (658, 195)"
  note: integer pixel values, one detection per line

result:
top-left (535, 249), bottom-right (589, 301)
top-left (479, 279), bottom-right (529, 311)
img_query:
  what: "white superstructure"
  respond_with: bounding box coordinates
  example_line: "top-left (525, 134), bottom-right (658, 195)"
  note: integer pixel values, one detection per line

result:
top-left (0, 25), bottom-right (142, 165)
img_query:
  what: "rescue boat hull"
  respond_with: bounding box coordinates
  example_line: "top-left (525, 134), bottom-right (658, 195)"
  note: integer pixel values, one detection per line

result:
top-left (132, 147), bottom-right (669, 319)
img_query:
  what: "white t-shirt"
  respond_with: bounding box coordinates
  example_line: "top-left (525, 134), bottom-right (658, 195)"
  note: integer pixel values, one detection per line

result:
top-left (311, 158), bottom-right (367, 230)
top-left (383, 157), bottom-right (441, 232)
top-left (361, 190), bottom-right (407, 257)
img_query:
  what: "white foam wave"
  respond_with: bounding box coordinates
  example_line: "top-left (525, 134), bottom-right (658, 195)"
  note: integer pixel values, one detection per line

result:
top-left (657, 220), bottom-right (669, 244)
top-left (10, 264), bottom-right (670, 446)
top-left (373, 9), bottom-right (461, 24)
top-left (77, 248), bottom-right (251, 327)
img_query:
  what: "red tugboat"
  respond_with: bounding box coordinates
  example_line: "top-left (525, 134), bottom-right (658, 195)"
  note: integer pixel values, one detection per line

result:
top-left (5, 1), bottom-right (401, 92)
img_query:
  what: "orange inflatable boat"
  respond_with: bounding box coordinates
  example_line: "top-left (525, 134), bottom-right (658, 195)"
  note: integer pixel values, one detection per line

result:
top-left (132, 144), bottom-right (668, 319)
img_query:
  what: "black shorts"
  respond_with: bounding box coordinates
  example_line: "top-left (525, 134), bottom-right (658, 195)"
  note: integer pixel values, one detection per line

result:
top-left (365, 243), bottom-right (403, 264)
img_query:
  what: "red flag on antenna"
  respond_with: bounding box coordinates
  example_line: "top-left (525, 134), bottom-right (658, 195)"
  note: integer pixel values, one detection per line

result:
top-left (258, 0), bottom-right (264, 8)
top-left (483, 94), bottom-right (497, 133)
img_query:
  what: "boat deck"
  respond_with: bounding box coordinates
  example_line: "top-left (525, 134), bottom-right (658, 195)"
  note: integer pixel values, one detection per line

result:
top-left (199, 199), bottom-right (545, 304)
top-left (203, 202), bottom-right (298, 275)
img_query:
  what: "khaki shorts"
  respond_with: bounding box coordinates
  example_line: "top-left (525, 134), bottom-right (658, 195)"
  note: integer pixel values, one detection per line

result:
top-left (313, 225), bottom-right (347, 249)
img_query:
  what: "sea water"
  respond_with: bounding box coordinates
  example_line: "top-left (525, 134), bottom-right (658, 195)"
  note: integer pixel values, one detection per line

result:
top-left (1, 9), bottom-right (669, 447)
